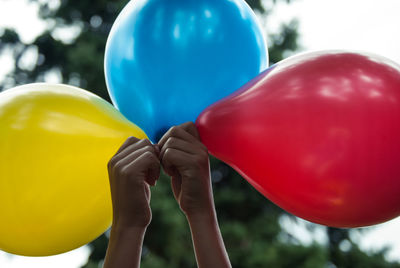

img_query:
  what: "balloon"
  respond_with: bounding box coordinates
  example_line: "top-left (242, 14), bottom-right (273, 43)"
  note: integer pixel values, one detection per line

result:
top-left (105, 0), bottom-right (268, 142)
top-left (0, 83), bottom-right (147, 256)
top-left (196, 51), bottom-right (400, 227)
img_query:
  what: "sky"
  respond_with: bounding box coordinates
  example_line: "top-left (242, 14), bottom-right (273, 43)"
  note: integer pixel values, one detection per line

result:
top-left (265, 0), bottom-right (400, 64)
top-left (0, 0), bottom-right (400, 266)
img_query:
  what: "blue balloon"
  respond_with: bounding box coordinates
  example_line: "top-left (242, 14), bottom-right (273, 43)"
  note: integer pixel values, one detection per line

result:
top-left (105, 0), bottom-right (268, 142)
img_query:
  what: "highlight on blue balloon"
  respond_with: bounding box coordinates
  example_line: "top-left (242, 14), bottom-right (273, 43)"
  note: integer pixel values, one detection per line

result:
top-left (105, 0), bottom-right (269, 142)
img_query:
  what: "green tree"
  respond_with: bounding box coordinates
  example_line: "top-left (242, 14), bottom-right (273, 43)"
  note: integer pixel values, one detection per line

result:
top-left (1, 1), bottom-right (399, 267)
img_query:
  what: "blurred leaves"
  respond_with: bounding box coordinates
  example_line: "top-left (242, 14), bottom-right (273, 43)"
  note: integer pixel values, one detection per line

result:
top-left (0, 29), bottom-right (20, 45)
top-left (269, 19), bottom-right (300, 64)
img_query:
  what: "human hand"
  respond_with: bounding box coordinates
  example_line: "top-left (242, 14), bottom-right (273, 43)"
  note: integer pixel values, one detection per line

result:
top-left (158, 122), bottom-right (213, 218)
top-left (108, 137), bottom-right (160, 229)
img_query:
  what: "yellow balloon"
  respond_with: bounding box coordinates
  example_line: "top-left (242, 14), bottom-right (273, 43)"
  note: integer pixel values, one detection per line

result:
top-left (0, 83), bottom-right (147, 256)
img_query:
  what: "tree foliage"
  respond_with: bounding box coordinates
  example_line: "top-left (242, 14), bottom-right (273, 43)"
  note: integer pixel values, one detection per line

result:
top-left (0, 0), bottom-right (399, 267)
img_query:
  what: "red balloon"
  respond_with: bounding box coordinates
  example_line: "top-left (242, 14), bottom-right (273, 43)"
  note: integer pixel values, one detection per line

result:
top-left (196, 51), bottom-right (400, 227)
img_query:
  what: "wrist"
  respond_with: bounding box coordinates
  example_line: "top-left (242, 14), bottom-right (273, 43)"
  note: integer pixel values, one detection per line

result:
top-left (112, 214), bottom-right (151, 230)
top-left (186, 207), bottom-right (217, 225)
top-left (111, 222), bottom-right (147, 239)
top-left (105, 222), bottom-right (147, 268)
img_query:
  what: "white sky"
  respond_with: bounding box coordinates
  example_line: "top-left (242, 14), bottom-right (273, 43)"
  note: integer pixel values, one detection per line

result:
top-left (266, 0), bottom-right (400, 64)
top-left (0, 0), bottom-right (400, 266)
top-left (0, 247), bottom-right (89, 268)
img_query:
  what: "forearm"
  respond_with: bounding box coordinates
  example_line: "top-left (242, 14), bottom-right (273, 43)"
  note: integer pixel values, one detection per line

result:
top-left (103, 225), bottom-right (146, 268)
top-left (187, 211), bottom-right (231, 268)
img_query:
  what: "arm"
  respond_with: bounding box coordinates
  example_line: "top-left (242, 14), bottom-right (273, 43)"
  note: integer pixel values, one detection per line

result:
top-left (104, 137), bottom-right (160, 268)
top-left (158, 122), bottom-right (231, 268)
top-left (104, 226), bottom-right (146, 268)
top-left (186, 209), bottom-right (231, 268)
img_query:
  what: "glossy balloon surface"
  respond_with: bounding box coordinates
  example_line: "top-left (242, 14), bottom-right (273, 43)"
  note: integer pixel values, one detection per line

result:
top-left (0, 84), bottom-right (147, 256)
top-left (197, 51), bottom-right (400, 227)
top-left (105, 0), bottom-right (268, 142)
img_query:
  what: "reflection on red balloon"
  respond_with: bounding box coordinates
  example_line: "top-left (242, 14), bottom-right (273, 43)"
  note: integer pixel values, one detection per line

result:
top-left (196, 51), bottom-right (400, 227)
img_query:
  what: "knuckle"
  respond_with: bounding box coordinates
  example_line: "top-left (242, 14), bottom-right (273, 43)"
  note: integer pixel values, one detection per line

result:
top-left (165, 137), bottom-right (177, 147)
top-left (107, 157), bottom-right (115, 169)
top-left (143, 145), bottom-right (155, 153)
top-left (161, 148), bottom-right (172, 162)
top-left (118, 166), bottom-right (131, 178)
top-left (113, 161), bottom-right (125, 173)
top-left (108, 156), bottom-right (121, 170)
top-left (169, 126), bottom-right (179, 136)
top-left (163, 147), bottom-right (172, 157)
top-left (126, 136), bottom-right (136, 142)
top-left (186, 121), bottom-right (196, 129)
top-left (139, 138), bottom-right (152, 145)
top-left (143, 150), bottom-right (156, 160)
top-left (184, 121), bottom-right (198, 134)
top-left (126, 136), bottom-right (139, 144)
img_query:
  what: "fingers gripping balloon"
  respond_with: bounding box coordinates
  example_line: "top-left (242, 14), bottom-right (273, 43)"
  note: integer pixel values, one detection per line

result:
top-left (0, 84), bottom-right (147, 256)
top-left (196, 51), bottom-right (400, 228)
top-left (105, 0), bottom-right (268, 142)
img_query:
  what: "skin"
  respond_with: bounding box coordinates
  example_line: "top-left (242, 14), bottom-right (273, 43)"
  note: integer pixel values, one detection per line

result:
top-left (103, 122), bottom-right (231, 268)
top-left (158, 122), bottom-right (231, 268)
top-left (104, 137), bottom-right (160, 268)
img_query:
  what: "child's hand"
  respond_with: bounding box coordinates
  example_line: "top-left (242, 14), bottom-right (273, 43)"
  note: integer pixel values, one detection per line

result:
top-left (108, 137), bottom-right (160, 229)
top-left (158, 122), bottom-right (213, 218)
top-left (158, 122), bottom-right (232, 268)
